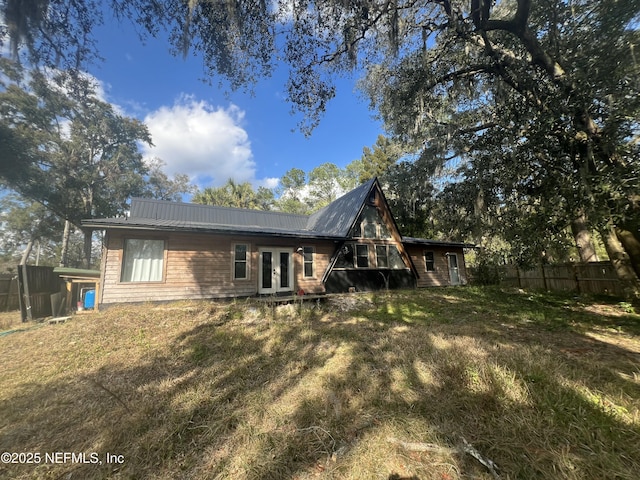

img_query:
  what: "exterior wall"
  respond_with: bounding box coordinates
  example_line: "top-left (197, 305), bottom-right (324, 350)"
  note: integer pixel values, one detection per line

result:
top-left (295, 243), bottom-right (335, 294)
top-left (100, 230), bottom-right (336, 305)
top-left (405, 244), bottom-right (468, 288)
top-left (97, 229), bottom-right (468, 305)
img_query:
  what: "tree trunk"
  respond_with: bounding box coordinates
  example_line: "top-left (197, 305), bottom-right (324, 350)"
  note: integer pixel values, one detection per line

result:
top-left (571, 214), bottom-right (598, 262)
top-left (81, 187), bottom-right (95, 269)
top-left (616, 226), bottom-right (640, 279)
top-left (20, 240), bottom-right (34, 265)
top-left (600, 226), bottom-right (640, 299)
top-left (35, 240), bottom-right (41, 266)
top-left (473, 189), bottom-right (486, 247)
top-left (59, 220), bottom-right (71, 267)
top-left (82, 228), bottom-right (93, 269)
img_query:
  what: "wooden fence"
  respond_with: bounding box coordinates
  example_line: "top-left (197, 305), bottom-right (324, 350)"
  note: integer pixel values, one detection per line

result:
top-left (0, 273), bottom-right (20, 311)
top-left (17, 265), bottom-right (65, 321)
top-left (499, 261), bottom-right (623, 296)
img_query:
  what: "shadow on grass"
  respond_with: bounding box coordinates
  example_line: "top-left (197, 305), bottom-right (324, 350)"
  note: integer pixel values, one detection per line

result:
top-left (1, 288), bottom-right (639, 479)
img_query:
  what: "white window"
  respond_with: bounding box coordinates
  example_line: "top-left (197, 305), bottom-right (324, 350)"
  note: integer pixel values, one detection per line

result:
top-left (234, 244), bottom-right (249, 279)
top-left (363, 223), bottom-right (377, 238)
top-left (121, 239), bottom-right (164, 282)
top-left (356, 245), bottom-right (369, 268)
top-left (352, 205), bottom-right (392, 239)
top-left (303, 246), bottom-right (314, 277)
top-left (425, 251), bottom-right (435, 272)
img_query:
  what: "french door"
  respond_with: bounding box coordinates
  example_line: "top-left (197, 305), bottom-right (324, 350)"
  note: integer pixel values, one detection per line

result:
top-left (258, 248), bottom-right (294, 294)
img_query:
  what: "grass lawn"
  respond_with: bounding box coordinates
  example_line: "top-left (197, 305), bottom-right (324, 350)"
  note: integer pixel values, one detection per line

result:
top-left (0, 286), bottom-right (639, 479)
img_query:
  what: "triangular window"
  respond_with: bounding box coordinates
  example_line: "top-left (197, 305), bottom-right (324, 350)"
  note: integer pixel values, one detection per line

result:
top-left (350, 205), bottom-right (392, 239)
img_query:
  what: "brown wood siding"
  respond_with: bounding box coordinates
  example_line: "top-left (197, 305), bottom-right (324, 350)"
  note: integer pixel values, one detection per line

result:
top-left (101, 230), bottom-right (335, 304)
top-left (295, 243), bottom-right (335, 294)
top-left (405, 245), bottom-right (468, 288)
top-left (373, 189), bottom-right (418, 277)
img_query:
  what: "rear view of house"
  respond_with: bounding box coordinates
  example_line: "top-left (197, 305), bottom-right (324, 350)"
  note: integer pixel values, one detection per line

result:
top-left (83, 178), bottom-right (470, 307)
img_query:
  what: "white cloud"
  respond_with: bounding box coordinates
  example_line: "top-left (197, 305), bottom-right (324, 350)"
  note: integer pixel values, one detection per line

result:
top-left (142, 96), bottom-right (256, 187)
top-left (270, 0), bottom-right (294, 24)
top-left (258, 177), bottom-right (280, 189)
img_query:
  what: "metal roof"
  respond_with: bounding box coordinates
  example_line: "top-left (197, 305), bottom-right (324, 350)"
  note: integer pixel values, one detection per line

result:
top-left (129, 197), bottom-right (309, 231)
top-left (84, 216), bottom-right (345, 239)
top-left (84, 179), bottom-right (377, 239)
top-left (306, 178), bottom-right (376, 236)
top-left (82, 178), bottom-right (472, 248)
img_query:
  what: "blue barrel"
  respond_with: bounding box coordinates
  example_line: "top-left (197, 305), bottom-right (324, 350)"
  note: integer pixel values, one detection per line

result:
top-left (84, 289), bottom-right (96, 309)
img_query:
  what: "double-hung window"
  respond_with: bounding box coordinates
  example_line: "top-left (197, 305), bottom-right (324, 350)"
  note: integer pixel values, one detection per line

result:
top-left (303, 246), bottom-right (314, 277)
top-left (234, 244), bottom-right (248, 279)
top-left (425, 251), bottom-right (435, 272)
top-left (121, 239), bottom-right (164, 282)
top-left (356, 245), bottom-right (369, 268)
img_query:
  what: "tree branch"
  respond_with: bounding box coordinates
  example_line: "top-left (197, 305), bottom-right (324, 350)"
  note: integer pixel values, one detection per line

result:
top-left (514, 0), bottom-right (532, 31)
top-left (479, 0), bottom-right (566, 85)
top-left (424, 64), bottom-right (495, 90)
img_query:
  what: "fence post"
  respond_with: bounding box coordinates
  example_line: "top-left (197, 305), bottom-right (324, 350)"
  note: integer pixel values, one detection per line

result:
top-left (516, 265), bottom-right (522, 289)
top-left (573, 264), bottom-right (581, 294)
top-left (7, 276), bottom-right (19, 312)
top-left (20, 264), bottom-right (33, 322)
top-left (541, 264), bottom-right (548, 291)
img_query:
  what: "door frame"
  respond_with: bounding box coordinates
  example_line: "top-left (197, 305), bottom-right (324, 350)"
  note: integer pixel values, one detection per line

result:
top-left (258, 247), bottom-right (294, 294)
top-left (447, 253), bottom-right (461, 286)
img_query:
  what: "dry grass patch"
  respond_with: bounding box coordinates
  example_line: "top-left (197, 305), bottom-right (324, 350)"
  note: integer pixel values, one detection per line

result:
top-left (0, 310), bottom-right (28, 332)
top-left (1, 288), bottom-right (639, 479)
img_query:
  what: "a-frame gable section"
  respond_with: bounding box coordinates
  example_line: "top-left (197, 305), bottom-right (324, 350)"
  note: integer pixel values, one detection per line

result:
top-left (322, 178), bottom-right (419, 281)
top-left (363, 179), bottom-right (419, 278)
top-left (349, 178), bottom-right (402, 243)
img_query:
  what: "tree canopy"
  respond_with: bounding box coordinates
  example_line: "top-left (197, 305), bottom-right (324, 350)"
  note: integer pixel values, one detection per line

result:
top-left (2, 0), bottom-right (639, 289)
top-left (193, 179), bottom-right (275, 210)
top-left (0, 60), bottom-right (194, 267)
top-left (360, 1), bottom-right (639, 281)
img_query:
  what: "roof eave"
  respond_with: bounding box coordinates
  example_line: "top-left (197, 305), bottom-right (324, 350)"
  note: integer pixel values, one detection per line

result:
top-left (82, 220), bottom-right (345, 241)
top-left (402, 237), bottom-right (476, 249)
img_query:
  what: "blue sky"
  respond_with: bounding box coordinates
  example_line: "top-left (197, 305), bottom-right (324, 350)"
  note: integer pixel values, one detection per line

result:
top-left (89, 14), bottom-right (385, 193)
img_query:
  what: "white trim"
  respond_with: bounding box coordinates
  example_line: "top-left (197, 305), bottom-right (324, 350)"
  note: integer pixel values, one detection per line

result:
top-left (302, 246), bottom-right (315, 278)
top-left (232, 243), bottom-right (250, 280)
top-left (424, 250), bottom-right (435, 272)
top-left (258, 247), bottom-right (294, 294)
top-left (447, 253), bottom-right (461, 285)
top-left (120, 238), bottom-right (165, 283)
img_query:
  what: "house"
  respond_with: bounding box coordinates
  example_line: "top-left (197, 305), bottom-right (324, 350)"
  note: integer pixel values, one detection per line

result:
top-left (83, 178), bottom-right (471, 307)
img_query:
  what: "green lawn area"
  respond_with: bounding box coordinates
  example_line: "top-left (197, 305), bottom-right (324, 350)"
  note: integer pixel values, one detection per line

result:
top-left (1, 287), bottom-right (639, 479)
